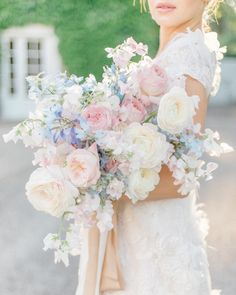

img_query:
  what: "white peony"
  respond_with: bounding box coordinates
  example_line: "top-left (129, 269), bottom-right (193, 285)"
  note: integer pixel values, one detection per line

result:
top-left (126, 166), bottom-right (161, 203)
top-left (123, 122), bottom-right (171, 169)
top-left (25, 165), bottom-right (79, 217)
top-left (157, 86), bottom-right (199, 134)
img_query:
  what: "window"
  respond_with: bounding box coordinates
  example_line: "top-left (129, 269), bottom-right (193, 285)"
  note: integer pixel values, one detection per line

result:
top-left (0, 24), bottom-right (63, 120)
top-left (27, 39), bottom-right (42, 76)
top-left (9, 39), bottom-right (15, 95)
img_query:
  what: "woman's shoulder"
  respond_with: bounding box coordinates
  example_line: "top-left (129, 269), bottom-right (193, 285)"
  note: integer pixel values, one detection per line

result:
top-left (156, 27), bottom-right (227, 97)
top-left (166, 27), bottom-right (219, 67)
top-left (166, 27), bottom-right (223, 57)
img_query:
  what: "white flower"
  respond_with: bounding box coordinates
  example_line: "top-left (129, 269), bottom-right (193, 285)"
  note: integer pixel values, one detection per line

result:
top-left (43, 233), bottom-right (61, 251)
top-left (204, 31), bottom-right (227, 60)
top-left (66, 223), bottom-right (83, 256)
top-left (32, 143), bottom-right (75, 167)
top-left (106, 178), bottom-right (125, 200)
top-left (96, 94), bottom-right (120, 112)
top-left (157, 86), bottom-right (198, 134)
top-left (43, 232), bottom-right (71, 266)
top-left (2, 125), bottom-right (21, 143)
top-left (82, 192), bottom-right (101, 212)
top-left (25, 165), bottom-right (79, 217)
top-left (63, 84), bottom-right (83, 105)
top-left (72, 192), bottom-right (101, 228)
top-left (54, 249), bottom-right (70, 267)
top-left (126, 166), bottom-right (160, 203)
top-left (62, 84), bottom-right (83, 117)
top-left (123, 122), bottom-right (170, 168)
top-left (3, 122), bottom-right (44, 147)
top-left (96, 200), bottom-right (114, 232)
top-left (203, 128), bottom-right (234, 157)
top-left (95, 130), bottom-right (123, 155)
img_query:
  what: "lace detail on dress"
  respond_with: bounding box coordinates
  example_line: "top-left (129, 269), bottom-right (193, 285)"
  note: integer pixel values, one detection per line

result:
top-left (154, 27), bottom-right (226, 98)
top-left (102, 190), bottom-right (220, 295)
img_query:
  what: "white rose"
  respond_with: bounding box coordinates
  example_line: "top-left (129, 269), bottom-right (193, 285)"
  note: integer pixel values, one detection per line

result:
top-left (157, 86), bottom-right (198, 134)
top-left (25, 165), bottom-right (78, 217)
top-left (123, 122), bottom-right (170, 168)
top-left (126, 167), bottom-right (160, 203)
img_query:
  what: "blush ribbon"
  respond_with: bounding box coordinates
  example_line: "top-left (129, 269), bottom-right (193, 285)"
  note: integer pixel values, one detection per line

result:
top-left (75, 201), bottom-right (125, 295)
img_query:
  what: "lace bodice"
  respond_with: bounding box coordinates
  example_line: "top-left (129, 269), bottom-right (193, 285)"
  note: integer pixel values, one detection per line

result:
top-left (153, 27), bottom-right (226, 97)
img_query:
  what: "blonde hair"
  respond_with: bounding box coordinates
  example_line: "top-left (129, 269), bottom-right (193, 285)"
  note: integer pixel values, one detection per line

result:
top-left (132, 0), bottom-right (224, 32)
top-left (203, 0), bottom-right (224, 32)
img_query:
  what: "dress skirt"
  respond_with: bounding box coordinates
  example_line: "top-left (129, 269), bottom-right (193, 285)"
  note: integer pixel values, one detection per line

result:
top-left (76, 189), bottom-right (221, 295)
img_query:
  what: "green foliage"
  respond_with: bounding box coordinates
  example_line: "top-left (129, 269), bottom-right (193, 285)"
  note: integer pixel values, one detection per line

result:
top-left (0, 0), bottom-right (158, 80)
top-left (211, 2), bottom-right (236, 57)
top-left (0, 0), bottom-right (235, 80)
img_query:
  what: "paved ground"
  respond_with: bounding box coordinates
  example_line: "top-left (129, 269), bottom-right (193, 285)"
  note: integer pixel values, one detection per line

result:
top-left (0, 104), bottom-right (235, 295)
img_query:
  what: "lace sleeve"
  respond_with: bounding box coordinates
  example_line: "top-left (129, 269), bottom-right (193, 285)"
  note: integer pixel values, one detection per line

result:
top-left (164, 28), bottom-right (227, 98)
top-left (169, 36), bottom-right (215, 97)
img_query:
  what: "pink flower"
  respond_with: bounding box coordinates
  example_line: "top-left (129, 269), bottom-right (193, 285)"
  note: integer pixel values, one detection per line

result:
top-left (120, 93), bottom-right (147, 123)
top-left (104, 158), bottom-right (119, 173)
top-left (81, 104), bottom-right (113, 133)
top-left (66, 142), bottom-right (101, 187)
top-left (125, 37), bottom-right (148, 56)
top-left (137, 63), bottom-right (168, 104)
top-left (113, 49), bottom-right (134, 68)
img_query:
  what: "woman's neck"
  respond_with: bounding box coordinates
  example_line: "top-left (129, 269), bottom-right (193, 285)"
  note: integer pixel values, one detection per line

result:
top-left (157, 20), bottom-right (203, 56)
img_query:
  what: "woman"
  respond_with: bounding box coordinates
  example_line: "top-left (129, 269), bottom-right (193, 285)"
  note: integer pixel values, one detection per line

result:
top-left (76, 0), bottom-right (225, 294)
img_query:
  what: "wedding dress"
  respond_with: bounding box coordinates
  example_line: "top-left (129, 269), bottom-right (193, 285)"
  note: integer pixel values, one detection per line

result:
top-left (75, 27), bottom-right (225, 295)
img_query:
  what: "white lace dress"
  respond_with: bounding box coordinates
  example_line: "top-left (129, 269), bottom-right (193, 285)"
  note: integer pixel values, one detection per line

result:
top-left (76, 27), bottom-right (225, 295)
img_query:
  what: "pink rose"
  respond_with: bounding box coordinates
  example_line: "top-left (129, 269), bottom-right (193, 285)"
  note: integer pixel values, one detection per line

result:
top-left (81, 104), bottom-right (113, 133)
top-left (120, 93), bottom-right (147, 123)
top-left (137, 64), bottom-right (168, 104)
top-left (66, 142), bottom-right (101, 187)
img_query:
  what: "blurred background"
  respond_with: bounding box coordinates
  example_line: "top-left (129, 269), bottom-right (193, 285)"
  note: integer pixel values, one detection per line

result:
top-left (0, 0), bottom-right (235, 294)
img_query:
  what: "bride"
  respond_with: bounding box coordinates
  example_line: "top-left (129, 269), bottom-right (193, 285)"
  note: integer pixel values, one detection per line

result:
top-left (76, 0), bottom-right (225, 294)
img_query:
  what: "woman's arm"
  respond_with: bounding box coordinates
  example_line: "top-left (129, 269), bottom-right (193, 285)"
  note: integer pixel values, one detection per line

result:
top-left (119, 75), bottom-right (209, 203)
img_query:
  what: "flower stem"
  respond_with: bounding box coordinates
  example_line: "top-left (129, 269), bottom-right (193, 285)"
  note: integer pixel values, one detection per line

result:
top-left (142, 111), bottom-right (157, 123)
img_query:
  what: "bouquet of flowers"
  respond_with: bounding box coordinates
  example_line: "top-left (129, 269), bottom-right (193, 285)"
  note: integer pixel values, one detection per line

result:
top-left (3, 37), bottom-right (233, 267)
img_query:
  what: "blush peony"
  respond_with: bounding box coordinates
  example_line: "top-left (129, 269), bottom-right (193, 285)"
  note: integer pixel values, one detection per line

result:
top-left (137, 63), bottom-right (168, 104)
top-left (66, 142), bottom-right (101, 187)
top-left (81, 104), bottom-right (113, 133)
